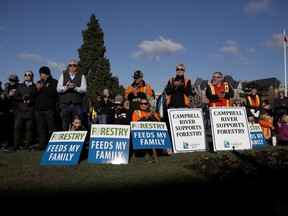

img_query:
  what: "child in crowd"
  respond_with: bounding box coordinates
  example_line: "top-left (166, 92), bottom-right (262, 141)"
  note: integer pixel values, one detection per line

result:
top-left (113, 95), bottom-right (127, 125)
top-left (276, 115), bottom-right (288, 146)
top-left (69, 114), bottom-right (86, 131)
top-left (258, 111), bottom-right (275, 145)
top-left (247, 109), bottom-right (255, 125)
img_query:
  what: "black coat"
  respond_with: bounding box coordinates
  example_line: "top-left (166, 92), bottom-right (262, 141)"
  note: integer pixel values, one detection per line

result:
top-left (13, 82), bottom-right (36, 119)
top-left (31, 76), bottom-right (58, 111)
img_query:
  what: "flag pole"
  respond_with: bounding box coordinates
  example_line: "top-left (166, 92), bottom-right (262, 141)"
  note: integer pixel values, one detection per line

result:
top-left (284, 29), bottom-right (287, 97)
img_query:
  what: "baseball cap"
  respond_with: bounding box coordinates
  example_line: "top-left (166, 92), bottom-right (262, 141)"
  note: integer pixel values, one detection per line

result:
top-left (8, 74), bottom-right (19, 82)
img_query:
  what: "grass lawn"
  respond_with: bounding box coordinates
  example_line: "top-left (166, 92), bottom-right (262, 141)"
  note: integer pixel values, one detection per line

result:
top-left (1, 145), bottom-right (288, 215)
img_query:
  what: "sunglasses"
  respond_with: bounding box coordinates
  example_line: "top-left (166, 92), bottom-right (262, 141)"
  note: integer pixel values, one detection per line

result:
top-left (176, 68), bottom-right (184, 71)
top-left (24, 74), bottom-right (32, 77)
top-left (213, 76), bottom-right (221, 78)
top-left (140, 102), bottom-right (148, 105)
top-left (68, 64), bottom-right (77, 67)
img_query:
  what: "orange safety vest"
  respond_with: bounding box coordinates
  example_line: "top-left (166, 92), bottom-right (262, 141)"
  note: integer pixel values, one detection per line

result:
top-left (247, 95), bottom-right (260, 107)
top-left (124, 84), bottom-right (153, 102)
top-left (132, 109), bottom-right (160, 122)
top-left (166, 77), bottom-right (190, 107)
top-left (208, 82), bottom-right (231, 107)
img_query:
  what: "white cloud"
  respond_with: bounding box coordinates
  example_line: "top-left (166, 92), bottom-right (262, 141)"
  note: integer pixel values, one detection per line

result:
top-left (246, 48), bottom-right (255, 53)
top-left (216, 39), bottom-right (253, 66)
top-left (244, 0), bottom-right (271, 14)
top-left (132, 36), bottom-right (185, 60)
top-left (262, 33), bottom-right (286, 50)
top-left (18, 52), bottom-right (66, 72)
top-left (18, 53), bottom-right (44, 62)
top-left (236, 56), bottom-right (254, 66)
top-left (219, 39), bottom-right (239, 55)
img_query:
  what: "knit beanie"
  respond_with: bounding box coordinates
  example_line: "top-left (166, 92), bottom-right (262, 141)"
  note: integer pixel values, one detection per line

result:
top-left (39, 66), bottom-right (51, 75)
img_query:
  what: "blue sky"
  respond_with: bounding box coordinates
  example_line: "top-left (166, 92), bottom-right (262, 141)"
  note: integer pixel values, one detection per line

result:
top-left (1, 0), bottom-right (288, 93)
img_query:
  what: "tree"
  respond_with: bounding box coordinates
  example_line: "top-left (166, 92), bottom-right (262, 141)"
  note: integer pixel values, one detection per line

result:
top-left (241, 80), bottom-right (269, 98)
top-left (77, 13), bottom-right (125, 102)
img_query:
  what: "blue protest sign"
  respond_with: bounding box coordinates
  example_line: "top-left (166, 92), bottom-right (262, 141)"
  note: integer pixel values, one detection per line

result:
top-left (130, 121), bottom-right (172, 149)
top-left (88, 124), bottom-right (130, 164)
top-left (248, 123), bottom-right (268, 147)
top-left (40, 131), bottom-right (87, 165)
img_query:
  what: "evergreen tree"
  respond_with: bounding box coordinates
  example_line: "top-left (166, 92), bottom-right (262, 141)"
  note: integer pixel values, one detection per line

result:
top-left (241, 80), bottom-right (269, 97)
top-left (77, 13), bottom-right (125, 102)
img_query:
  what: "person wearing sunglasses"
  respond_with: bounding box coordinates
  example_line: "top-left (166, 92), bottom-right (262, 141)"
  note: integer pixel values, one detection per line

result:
top-left (205, 71), bottom-right (234, 107)
top-left (11, 70), bottom-right (36, 150)
top-left (132, 99), bottom-right (160, 122)
top-left (57, 60), bottom-right (87, 131)
top-left (166, 63), bottom-right (192, 109)
top-left (132, 98), bottom-right (160, 162)
top-left (165, 64), bottom-right (192, 154)
top-left (2, 74), bottom-right (19, 152)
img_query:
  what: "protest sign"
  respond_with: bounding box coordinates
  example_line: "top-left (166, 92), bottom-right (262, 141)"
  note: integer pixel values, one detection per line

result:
top-left (248, 123), bottom-right (268, 147)
top-left (40, 131), bottom-right (87, 165)
top-left (210, 107), bottom-right (252, 151)
top-left (130, 121), bottom-right (172, 149)
top-left (88, 124), bottom-right (130, 164)
top-left (167, 108), bottom-right (208, 153)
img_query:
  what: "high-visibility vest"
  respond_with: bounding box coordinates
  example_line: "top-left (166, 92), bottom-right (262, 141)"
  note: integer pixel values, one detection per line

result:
top-left (132, 109), bottom-right (160, 122)
top-left (208, 82), bottom-right (231, 107)
top-left (166, 77), bottom-right (190, 107)
top-left (247, 95), bottom-right (260, 107)
top-left (124, 84), bottom-right (152, 102)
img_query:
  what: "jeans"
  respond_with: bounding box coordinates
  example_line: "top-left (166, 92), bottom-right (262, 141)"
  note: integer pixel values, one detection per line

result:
top-left (60, 103), bottom-right (83, 130)
top-left (98, 113), bottom-right (107, 124)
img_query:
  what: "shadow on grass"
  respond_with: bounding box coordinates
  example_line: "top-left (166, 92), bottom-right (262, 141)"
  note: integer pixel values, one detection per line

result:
top-left (2, 170), bottom-right (288, 215)
top-left (2, 146), bottom-right (288, 215)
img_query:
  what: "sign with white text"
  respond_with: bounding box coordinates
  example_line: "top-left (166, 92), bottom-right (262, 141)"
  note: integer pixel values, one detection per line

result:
top-left (248, 123), bottom-right (268, 147)
top-left (40, 131), bottom-right (87, 165)
top-left (88, 124), bottom-right (130, 164)
top-left (167, 108), bottom-right (208, 153)
top-left (130, 121), bottom-right (172, 149)
top-left (210, 107), bottom-right (252, 151)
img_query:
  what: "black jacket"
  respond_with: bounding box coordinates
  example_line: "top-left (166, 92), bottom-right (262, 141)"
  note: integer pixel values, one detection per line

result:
top-left (31, 76), bottom-right (58, 111)
top-left (13, 82), bottom-right (36, 119)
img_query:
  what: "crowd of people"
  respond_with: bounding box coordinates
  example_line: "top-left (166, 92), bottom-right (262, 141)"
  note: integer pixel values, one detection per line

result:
top-left (1, 61), bottom-right (288, 157)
